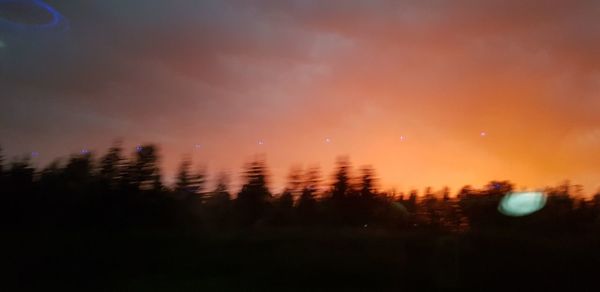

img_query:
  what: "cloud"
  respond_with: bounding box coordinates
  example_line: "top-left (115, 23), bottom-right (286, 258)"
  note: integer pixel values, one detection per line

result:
top-left (1, 0), bottom-right (599, 191)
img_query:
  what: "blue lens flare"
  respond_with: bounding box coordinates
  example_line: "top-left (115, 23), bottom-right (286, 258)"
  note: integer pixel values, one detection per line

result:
top-left (0, 0), bottom-right (67, 32)
top-left (498, 191), bottom-right (547, 217)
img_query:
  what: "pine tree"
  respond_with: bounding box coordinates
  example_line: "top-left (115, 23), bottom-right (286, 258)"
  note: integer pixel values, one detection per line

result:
top-left (297, 166), bottom-right (320, 224)
top-left (209, 172), bottom-right (231, 204)
top-left (205, 172), bottom-right (232, 228)
top-left (0, 146), bottom-right (4, 187)
top-left (99, 142), bottom-right (125, 189)
top-left (235, 158), bottom-right (271, 226)
top-left (0, 146), bottom-right (4, 177)
top-left (359, 166), bottom-right (376, 198)
top-left (127, 144), bottom-right (161, 192)
top-left (175, 158), bottom-right (193, 198)
top-left (331, 157), bottom-right (352, 200)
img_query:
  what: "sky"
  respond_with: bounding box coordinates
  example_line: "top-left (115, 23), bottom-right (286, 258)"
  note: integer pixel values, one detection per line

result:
top-left (1, 0), bottom-right (599, 194)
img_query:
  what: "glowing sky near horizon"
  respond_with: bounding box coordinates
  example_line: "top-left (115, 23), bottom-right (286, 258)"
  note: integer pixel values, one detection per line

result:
top-left (1, 0), bottom-right (599, 192)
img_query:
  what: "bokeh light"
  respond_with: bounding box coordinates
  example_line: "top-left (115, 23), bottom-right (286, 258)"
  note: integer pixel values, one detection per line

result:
top-left (498, 191), bottom-right (547, 217)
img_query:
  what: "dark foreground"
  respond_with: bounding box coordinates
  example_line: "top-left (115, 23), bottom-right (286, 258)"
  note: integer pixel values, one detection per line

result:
top-left (6, 228), bottom-right (600, 291)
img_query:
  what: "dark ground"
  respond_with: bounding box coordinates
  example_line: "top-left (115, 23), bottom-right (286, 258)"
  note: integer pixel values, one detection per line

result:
top-left (6, 228), bottom-right (600, 291)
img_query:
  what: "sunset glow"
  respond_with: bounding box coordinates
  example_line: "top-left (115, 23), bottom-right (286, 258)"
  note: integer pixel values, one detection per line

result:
top-left (3, 2), bottom-right (600, 290)
top-left (1, 1), bottom-right (599, 193)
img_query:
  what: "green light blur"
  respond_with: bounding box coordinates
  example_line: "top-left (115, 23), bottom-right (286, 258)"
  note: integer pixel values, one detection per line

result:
top-left (498, 191), bottom-right (546, 217)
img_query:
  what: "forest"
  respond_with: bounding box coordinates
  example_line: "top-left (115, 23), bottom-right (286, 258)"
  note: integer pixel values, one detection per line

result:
top-left (3, 143), bottom-right (600, 291)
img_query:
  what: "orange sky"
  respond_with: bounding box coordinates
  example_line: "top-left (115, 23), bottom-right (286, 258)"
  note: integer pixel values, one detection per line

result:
top-left (1, 0), bottom-right (599, 194)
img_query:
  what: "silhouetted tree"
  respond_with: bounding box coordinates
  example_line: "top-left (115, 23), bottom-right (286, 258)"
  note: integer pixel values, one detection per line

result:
top-left (540, 181), bottom-right (577, 231)
top-left (175, 158), bottom-right (194, 198)
top-left (352, 165), bottom-right (380, 226)
top-left (63, 153), bottom-right (95, 188)
top-left (181, 161), bottom-right (207, 225)
top-left (235, 158), bottom-right (272, 227)
top-left (434, 187), bottom-right (468, 232)
top-left (0, 146), bottom-right (4, 179)
top-left (418, 187), bottom-right (440, 228)
top-left (7, 157), bottom-right (35, 188)
top-left (297, 166), bottom-right (321, 224)
top-left (331, 156), bottom-right (352, 200)
top-left (126, 144), bottom-right (162, 192)
top-left (3, 140), bottom-right (599, 248)
top-left (273, 189), bottom-right (294, 226)
top-left (0, 146), bottom-right (5, 191)
top-left (272, 167), bottom-right (303, 225)
top-left (458, 181), bottom-right (513, 230)
top-left (592, 191), bottom-right (600, 227)
top-left (324, 157), bottom-right (356, 225)
top-left (286, 166), bottom-right (304, 198)
top-left (204, 172), bottom-right (233, 229)
top-left (2, 156), bottom-right (35, 228)
top-left (190, 167), bottom-right (207, 196)
top-left (405, 189), bottom-right (418, 218)
top-left (209, 172), bottom-right (232, 204)
top-left (35, 160), bottom-right (63, 225)
top-left (99, 142), bottom-right (125, 189)
top-left (277, 190), bottom-right (294, 209)
top-left (359, 166), bottom-right (376, 198)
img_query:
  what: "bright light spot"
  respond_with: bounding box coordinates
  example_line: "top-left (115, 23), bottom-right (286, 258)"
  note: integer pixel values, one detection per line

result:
top-left (480, 131), bottom-right (487, 137)
top-left (136, 145), bottom-right (143, 152)
top-left (258, 140), bottom-right (265, 145)
top-left (325, 137), bottom-right (331, 143)
top-left (400, 135), bottom-right (406, 142)
top-left (194, 144), bottom-right (202, 149)
top-left (81, 149), bottom-right (89, 154)
top-left (498, 191), bottom-right (546, 217)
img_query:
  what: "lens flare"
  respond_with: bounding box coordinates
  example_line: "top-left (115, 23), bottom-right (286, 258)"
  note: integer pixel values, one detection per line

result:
top-left (498, 191), bottom-right (546, 217)
top-left (0, 0), bottom-right (67, 31)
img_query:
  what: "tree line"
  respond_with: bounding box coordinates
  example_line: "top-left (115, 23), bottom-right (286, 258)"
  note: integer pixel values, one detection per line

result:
top-left (1, 143), bottom-right (599, 234)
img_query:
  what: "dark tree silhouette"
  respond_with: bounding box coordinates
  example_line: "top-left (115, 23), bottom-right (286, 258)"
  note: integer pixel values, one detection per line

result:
top-left (173, 157), bottom-right (207, 222)
top-left (353, 165), bottom-right (380, 226)
top-left (0, 146), bottom-right (4, 179)
top-left (297, 166), bottom-right (321, 224)
top-left (126, 144), bottom-right (162, 192)
top-left (286, 166), bottom-right (304, 197)
top-left (3, 156), bottom-right (35, 228)
top-left (272, 167), bottom-right (303, 225)
top-left (359, 166), bottom-right (376, 198)
top-left (204, 173), bottom-right (235, 230)
top-left (331, 156), bottom-right (352, 200)
top-left (209, 172), bottom-right (232, 204)
top-left (235, 158), bottom-right (272, 227)
top-left (403, 189), bottom-right (419, 226)
top-left (0, 146), bottom-right (5, 194)
top-left (457, 181), bottom-right (514, 229)
top-left (175, 157), bottom-right (194, 198)
top-left (418, 187), bottom-right (440, 228)
top-left (99, 142), bottom-right (125, 189)
top-left (63, 153), bottom-right (95, 188)
top-left (0, 142), bottom-right (596, 234)
top-left (204, 172), bottom-right (232, 228)
top-left (1, 141), bottom-right (600, 290)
